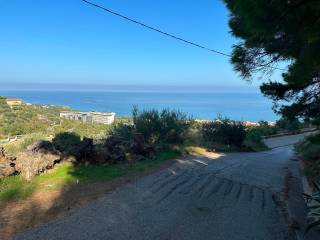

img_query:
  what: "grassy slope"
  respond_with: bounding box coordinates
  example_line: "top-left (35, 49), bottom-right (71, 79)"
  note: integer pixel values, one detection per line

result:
top-left (0, 96), bottom-right (110, 144)
top-left (0, 149), bottom-right (181, 201)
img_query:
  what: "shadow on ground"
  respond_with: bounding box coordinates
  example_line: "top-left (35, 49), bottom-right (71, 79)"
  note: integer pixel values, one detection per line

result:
top-left (0, 151), bottom-right (184, 240)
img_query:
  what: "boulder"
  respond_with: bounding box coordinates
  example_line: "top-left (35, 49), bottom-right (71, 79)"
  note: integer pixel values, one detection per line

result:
top-left (0, 147), bottom-right (16, 177)
top-left (15, 141), bottom-right (61, 180)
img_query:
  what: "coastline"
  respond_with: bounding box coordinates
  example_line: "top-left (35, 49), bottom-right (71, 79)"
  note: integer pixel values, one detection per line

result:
top-left (0, 90), bottom-right (277, 122)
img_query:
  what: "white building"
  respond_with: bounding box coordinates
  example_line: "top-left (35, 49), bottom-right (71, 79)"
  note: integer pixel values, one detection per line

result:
top-left (60, 111), bottom-right (116, 125)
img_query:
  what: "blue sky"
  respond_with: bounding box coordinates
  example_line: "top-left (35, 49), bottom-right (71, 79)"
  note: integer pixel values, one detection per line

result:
top-left (0, 0), bottom-right (282, 90)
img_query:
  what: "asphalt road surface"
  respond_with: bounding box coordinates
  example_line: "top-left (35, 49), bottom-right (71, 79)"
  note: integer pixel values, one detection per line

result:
top-left (15, 134), bottom-right (307, 240)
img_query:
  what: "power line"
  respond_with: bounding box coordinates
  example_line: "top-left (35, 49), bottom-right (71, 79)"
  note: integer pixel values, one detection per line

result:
top-left (81, 0), bottom-right (231, 57)
top-left (81, 0), bottom-right (285, 71)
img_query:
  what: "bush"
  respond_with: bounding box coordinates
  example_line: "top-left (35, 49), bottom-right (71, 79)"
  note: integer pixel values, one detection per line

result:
top-left (109, 107), bottom-right (191, 146)
top-left (295, 133), bottom-right (320, 182)
top-left (243, 128), bottom-right (268, 151)
top-left (296, 134), bottom-right (320, 162)
top-left (242, 122), bottom-right (277, 151)
top-left (98, 108), bottom-right (191, 163)
top-left (304, 182), bottom-right (320, 233)
top-left (52, 132), bottom-right (82, 156)
top-left (109, 122), bottom-right (135, 141)
top-left (256, 121), bottom-right (278, 136)
top-left (276, 118), bottom-right (302, 133)
top-left (201, 118), bottom-right (246, 150)
top-left (132, 108), bottom-right (191, 145)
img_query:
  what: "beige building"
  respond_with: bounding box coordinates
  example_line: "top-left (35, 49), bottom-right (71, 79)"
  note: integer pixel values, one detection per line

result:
top-left (60, 111), bottom-right (116, 125)
top-left (6, 98), bottom-right (22, 106)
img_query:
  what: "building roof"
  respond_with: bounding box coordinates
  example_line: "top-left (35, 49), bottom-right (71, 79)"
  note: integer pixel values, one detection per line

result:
top-left (6, 98), bottom-right (22, 101)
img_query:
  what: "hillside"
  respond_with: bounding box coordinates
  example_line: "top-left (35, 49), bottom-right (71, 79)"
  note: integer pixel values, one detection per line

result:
top-left (0, 96), bottom-right (110, 141)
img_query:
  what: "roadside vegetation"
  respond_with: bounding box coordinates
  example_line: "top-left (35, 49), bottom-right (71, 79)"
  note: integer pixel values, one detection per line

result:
top-left (295, 133), bottom-right (320, 232)
top-left (0, 149), bottom-right (180, 201)
top-left (0, 93), bottom-right (311, 206)
top-left (303, 182), bottom-right (320, 233)
top-left (296, 134), bottom-right (320, 183)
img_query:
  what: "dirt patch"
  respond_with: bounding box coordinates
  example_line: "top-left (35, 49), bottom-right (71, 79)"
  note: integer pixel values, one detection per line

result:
top-left (0, 157), bottom-right (179, 240)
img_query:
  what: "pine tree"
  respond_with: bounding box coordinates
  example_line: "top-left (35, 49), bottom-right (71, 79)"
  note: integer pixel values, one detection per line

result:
top-left (224, 0), bottom-right (320, 122)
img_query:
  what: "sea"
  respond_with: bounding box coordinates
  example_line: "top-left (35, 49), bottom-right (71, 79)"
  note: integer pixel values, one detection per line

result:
top-left (0, 89), bottom-right (277, 122)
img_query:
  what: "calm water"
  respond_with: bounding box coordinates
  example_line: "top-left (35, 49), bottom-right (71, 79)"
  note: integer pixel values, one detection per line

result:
top-left (0, 90), bottom-right (277, 121)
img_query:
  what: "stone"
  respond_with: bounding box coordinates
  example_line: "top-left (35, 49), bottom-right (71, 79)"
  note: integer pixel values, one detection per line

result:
top-left (15, 141), bottom-right (61, 180)
top-left (0, 147), bottom-right (16, 177)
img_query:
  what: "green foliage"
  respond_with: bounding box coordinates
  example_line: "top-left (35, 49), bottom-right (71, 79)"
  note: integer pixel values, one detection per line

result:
top-left (109, 122), bottom-right (135, 140)
top-left (0, 149), bottom-right (181, 202)
top-left (0, 96), bottom-right (109, 140)
top-left (224, 0), bottom-right (320, 122)
top-left (0, 176), bottom-right (37, 201)
top-left (243, 122), bottom-right (278, 151)
top-left (304, 162), bottom-right (320, 184)
top-left (183, 122), bottom-right (203, 146)
top-left (296, 134), bottom-right (320, 162)
top-left (201, 118), bottom-right (247, 150)
top-left (304, 182), bottom-right (320, 234)
top-left (276, 118), bottom-right (302, 133)
top-left (0, 99), bottom-right (63, 138)
top-left (243, 128), bottom-right (268, 151)
top-left (52, 132), bottom-right (82, 155)
top-left (256, 121), bottom-right (278, 136)
top-left (110, 108), bottom-right (191, 146)
top-left (3, 133), bottom-right (48, 155)
top-left (53, 119), bottom-right (110, 138)
top-left (296, 134), bottom-right (320, 182)
top-left (133, 108), bottom-right (191, 145)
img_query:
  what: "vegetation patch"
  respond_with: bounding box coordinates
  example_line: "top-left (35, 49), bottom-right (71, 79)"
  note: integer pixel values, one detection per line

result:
top-left (3, 133), bottom-right (48, 155)
top-left (0, 176), bottom-right (37, 201)
top-left (296, 133), bottom-right (320, 182)
top-left (0, 96), bottom-right (110, 147)
top-left (0, 149), bottom-right (181, 202)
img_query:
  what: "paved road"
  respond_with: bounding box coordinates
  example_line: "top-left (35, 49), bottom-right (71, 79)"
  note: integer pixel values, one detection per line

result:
top-left (15, 134), bottom-right (306, 240)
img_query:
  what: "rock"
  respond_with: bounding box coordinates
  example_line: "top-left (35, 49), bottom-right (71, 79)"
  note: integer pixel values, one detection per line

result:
top-left (15, 141), bottom-right (61, 180)
top-left (26, 140), bottom-right (59, 154)
top-left (0, 147), bottom-right (16, 177)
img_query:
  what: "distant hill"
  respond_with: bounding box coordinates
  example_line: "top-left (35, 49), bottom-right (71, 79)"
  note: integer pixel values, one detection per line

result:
top-left (0, 96), bottom-right (109, 139)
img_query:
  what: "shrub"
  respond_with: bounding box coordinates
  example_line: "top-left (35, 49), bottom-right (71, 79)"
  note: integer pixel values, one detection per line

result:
top-left (242, 122), bottom-right (277, 151)
top-left (304, 162), bottom-right (320, 183)
top-left (296, 134), bottom-right (320, 162)
top-left (243, 128), bottom-right (268, 151)
top-left (296, 133), bottom-right (320, 182)
top-left (183, 122), bottom-right (203, 146)
top-left (276, 118), bottom-right (302, 133)
top-left (109, 122), bottom-right (135, 141)
top-left (304, 182), bottom-right (320, 233)
top-left (109, 108), bottom-right (192, 145)
top-left (201, 118), bottom-right (246, 149)
top-left (132, 107), bottom-right (191, 145)
top-left (256, 121), bottom-right (278, 136)
top-left (52, 132), bottom-right (82, 156)
top-left (99, 108), bottom-right (191, 163)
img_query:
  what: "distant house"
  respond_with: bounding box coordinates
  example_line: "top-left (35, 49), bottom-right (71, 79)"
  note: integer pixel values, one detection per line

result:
top-left (6, 98), bottom-right (22, 106)
top-left (60, 111), bottom-right (116, 125)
